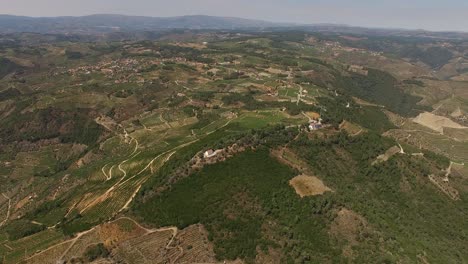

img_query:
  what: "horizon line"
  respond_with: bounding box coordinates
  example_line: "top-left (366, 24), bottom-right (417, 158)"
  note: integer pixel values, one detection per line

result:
top-left (0, 13), bottom-right (466, 34)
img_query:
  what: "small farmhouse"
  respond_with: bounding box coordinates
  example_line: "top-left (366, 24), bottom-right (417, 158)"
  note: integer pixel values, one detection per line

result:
top-left (309, 119), bottom-right (323, 131)
top-left (204, 149), bottom-right (217, 158)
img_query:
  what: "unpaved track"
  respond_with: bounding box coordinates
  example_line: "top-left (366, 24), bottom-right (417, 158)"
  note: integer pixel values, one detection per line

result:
top-left (25, 217), bottom-right (180, 263)
top-left (100, 126), bottom-right (140, 182)
top-left (101, 163), bottom-right (110, 180)
top-left (80, 140), bottom-right (195, 215)
top-left (0, 193), bottom-right (11, 227)
top-left (22, 115), bottom-right (240, 263)
top-left (297, 85), bottom-right (303, 105)
top-left (108, 165), bottom-right (115, 180)
top-left (398, 143), bottom-right (405, 154)
top-left (160, 113), bottom-right (172, 128)
top-left (444, 161), bottom-right (465, 181)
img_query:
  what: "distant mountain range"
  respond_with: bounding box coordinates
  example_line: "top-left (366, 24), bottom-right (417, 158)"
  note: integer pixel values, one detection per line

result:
top-left (0, 14), bottom-right (281, 33)
top-left (0, 14), bottom-right (467, 40)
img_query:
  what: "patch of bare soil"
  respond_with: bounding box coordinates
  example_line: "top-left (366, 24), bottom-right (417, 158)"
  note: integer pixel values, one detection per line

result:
top-left (289, 175), bottom-right (332, 197)
top-left (329, 208), bottom-right (369, 258)
top-left (352, 97), bottom-right (384, 108)
top-left (98, 218), bottom-right (148, 248)
top-left (413, 112), bottom-right (466, 133)
top-left (339, 120), bottom-right (366, 136)
top-left (372, 146), bottom-right (401, 165)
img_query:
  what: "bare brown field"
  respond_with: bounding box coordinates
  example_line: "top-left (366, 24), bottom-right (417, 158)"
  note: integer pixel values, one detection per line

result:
top-left (289, 175), bottom-right (332, 197)
top-left (303, 111), bottom-right (320, 120)
top-left (413, 112), bottom-right (466, 133)
top-left (99, 218), bottom-right (148, 248)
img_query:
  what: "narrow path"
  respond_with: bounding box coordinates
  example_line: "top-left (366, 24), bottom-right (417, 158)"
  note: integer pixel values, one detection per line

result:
top-left (432, 102), bottom-right (445, 113)
top-left (444, 161), bottom-right (465, 182)
top-left (3, 244), bottom-right (13, 250)
top-left (301, 111), bottom-right (312, 122)
top-left (37, 115), bottom-right (240, 261)
top-left (25, 217), bottom-right (180, 263)
top-left (130, 137), bottom-right (139, 156)
top-left (80, 150), bottom-right (141, 214)
top-left (108, 165), bottom-right (115, 180)
top-left (101, 135), bottom-right (139, 182)
top-left (398, 143), bottom-right (405, 154)
top-left (0, 193), bottom-right (11, 227)
top-left (352, 129), bottom-right (363, 137)
top-left (101, 163), bottom-right (110, 180)
top-left (206, 118), bottom-right (234, 135)
top-left (296, 85), bottom-right (304, 106)
top-left (402, 129), bottom-right (442, 136)
top-left (80, 139), bottom-right (195, 215)
top-left (160, 113), bottom-right (172, 128)
top-left (118, 185), bottom-right (143, 213)
top-left (57, 228), bottom-right (95, 261)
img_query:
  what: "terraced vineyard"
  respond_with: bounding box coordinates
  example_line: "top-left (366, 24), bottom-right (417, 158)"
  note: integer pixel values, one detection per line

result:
top-left (0, 28), bottom-right (467, 263)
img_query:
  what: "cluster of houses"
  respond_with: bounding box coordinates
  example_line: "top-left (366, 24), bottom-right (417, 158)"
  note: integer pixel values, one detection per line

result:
top-left (55, 56), bottom-right (209, 84)
top-left (314, 41), bottom-right (382, 57)
top-left (57, 58), bottom-right (142, 77)
top-left (308, 118), bottom-right (323, 131)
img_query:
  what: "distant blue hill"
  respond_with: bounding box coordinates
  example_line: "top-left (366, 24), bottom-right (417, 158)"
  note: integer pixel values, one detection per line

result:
top-left (0, 14), bottom-right (282, 33)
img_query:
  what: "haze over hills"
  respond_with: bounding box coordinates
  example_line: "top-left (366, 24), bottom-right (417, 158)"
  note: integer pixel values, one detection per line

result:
top-left (1, 8), bottom-right (468, 264)
top-left (0, 14), bottom-right (281, 33)
top-left (0, 14), bottom-right (467, 40)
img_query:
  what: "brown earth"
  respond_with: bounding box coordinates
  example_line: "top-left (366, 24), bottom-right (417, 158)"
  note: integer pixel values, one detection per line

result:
top-left (289, 175), bottom-right (332, 197)
top-left (413, 112), bottom-right (466, 133)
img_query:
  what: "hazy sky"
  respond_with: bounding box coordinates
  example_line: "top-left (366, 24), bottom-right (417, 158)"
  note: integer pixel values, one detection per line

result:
top-left (1, 0), bottom-right (467, 31)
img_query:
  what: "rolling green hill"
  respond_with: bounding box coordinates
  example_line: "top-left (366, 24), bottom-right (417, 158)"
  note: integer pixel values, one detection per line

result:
top-left (0, 29), bottom-right (466, 264)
